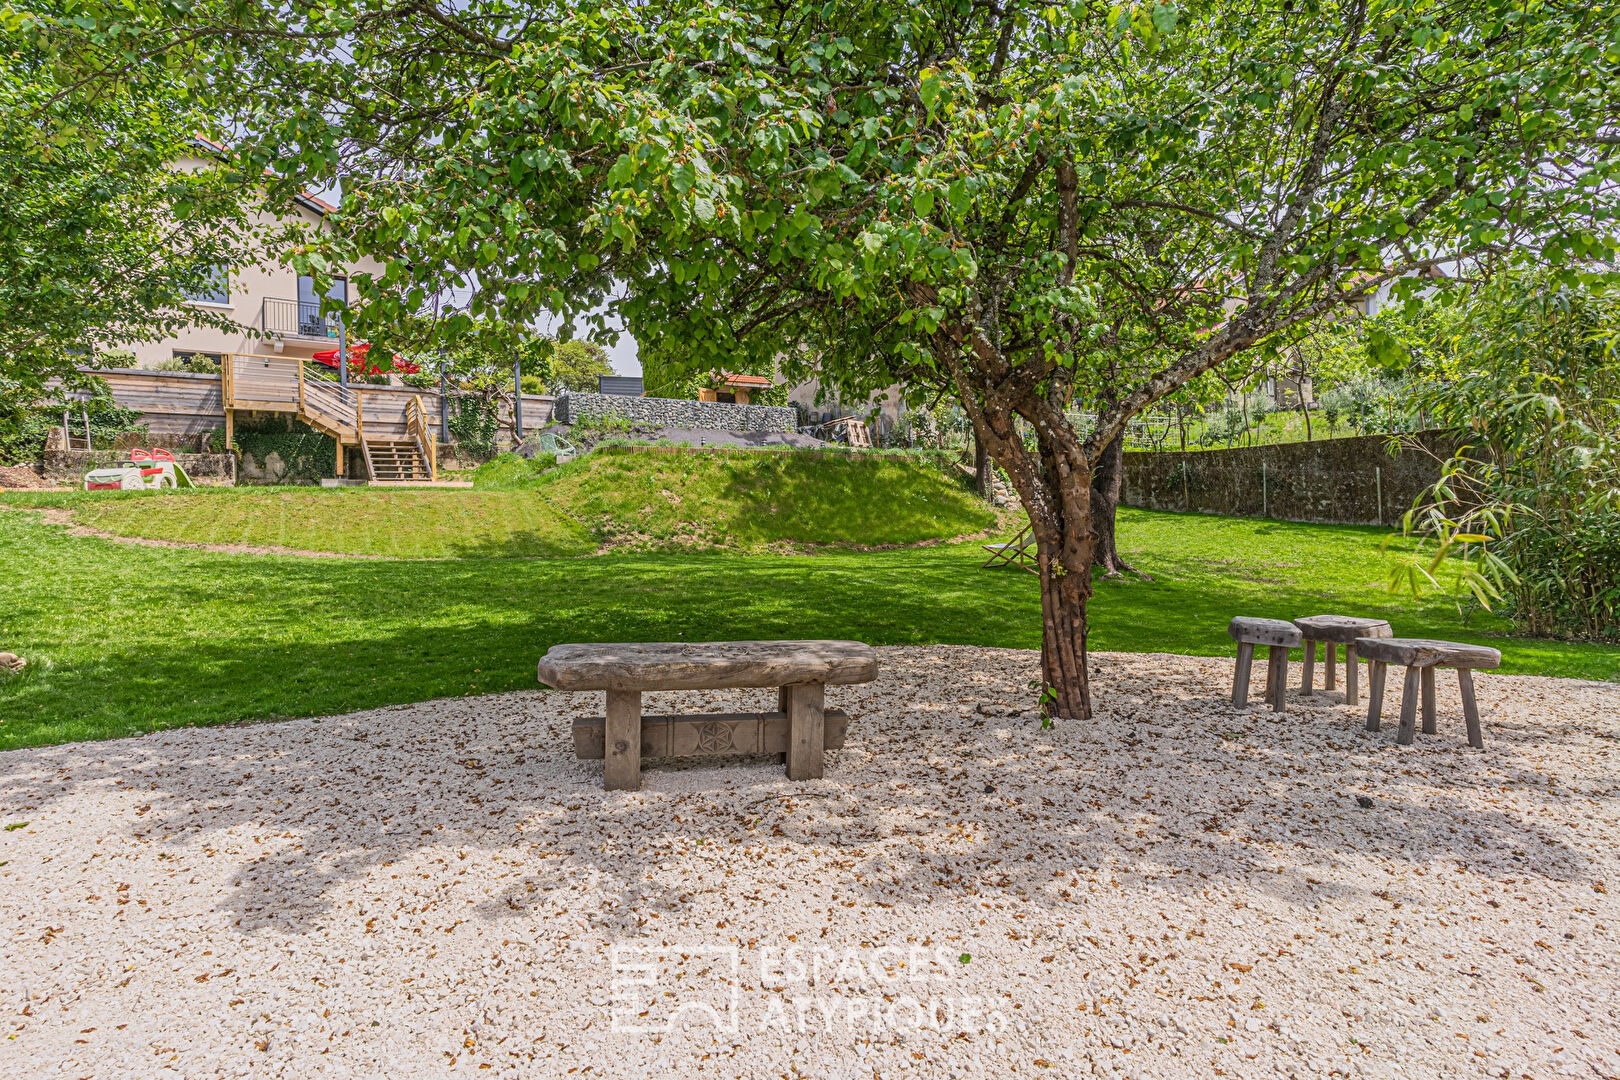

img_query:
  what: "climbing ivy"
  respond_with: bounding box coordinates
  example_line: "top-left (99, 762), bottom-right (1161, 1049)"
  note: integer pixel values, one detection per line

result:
top-left (234, 419), bottom-right (336, 483)
top-left (447, 393), bottom-right (500, 459)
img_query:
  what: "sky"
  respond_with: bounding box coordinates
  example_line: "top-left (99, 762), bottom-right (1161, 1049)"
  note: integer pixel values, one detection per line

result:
top-left (536, 304), bottom-right (643, 376)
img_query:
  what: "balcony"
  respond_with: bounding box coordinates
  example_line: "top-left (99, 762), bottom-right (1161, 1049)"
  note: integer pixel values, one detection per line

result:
top-left (261, 297), bottom-right (340, 341)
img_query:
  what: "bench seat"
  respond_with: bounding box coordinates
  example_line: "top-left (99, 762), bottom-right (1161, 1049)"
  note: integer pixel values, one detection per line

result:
top-left (538, 640), bottom-right (879, 790)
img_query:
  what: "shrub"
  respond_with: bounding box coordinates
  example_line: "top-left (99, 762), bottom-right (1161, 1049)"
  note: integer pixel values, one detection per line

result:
top-left (0, 378), bottom-right (145, 462)
top-left (1396, 271), bottom-right (1620, 641)
top-left (471, 451), bottom-right (559, 489)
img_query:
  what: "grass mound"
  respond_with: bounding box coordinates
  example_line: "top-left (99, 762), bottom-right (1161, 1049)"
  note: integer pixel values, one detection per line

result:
top-left (538, 446), bottom-right (996, 548)
top-left (0, 447), bottom-right (994, 557)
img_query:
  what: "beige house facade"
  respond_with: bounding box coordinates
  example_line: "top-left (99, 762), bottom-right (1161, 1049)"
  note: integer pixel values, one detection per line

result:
top-left (123, 144), bottom-right (384, 370)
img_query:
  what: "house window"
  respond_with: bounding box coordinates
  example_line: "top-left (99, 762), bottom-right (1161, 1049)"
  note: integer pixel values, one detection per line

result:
top-left (296, 274), bottom-right (347, 337)
top-left (183, 264), bottom-right (231, 305)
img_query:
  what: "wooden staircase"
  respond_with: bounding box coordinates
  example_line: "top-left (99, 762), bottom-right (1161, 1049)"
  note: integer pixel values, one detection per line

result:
top-left (362, 438), bottom-right (433, 483)
top-left (222, 354), bottom-right (440, 484)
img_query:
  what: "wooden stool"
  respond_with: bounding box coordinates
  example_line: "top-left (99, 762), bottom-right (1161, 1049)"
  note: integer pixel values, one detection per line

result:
top-left (1227, 617), bottom-right (1302, 712)
top-left (1357, 638), bottom-right (1502, 748)
top-left (1292, 615), bottom-right (1393, 705)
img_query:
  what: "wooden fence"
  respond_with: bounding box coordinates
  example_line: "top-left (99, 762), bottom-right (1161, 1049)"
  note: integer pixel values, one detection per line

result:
top-left (63, 366), bottom-right (554, 445)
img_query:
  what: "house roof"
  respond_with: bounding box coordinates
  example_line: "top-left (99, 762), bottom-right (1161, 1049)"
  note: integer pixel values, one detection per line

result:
top-left (719, 371), bottom-right (773, 388)
top-left (188, 134), bottom-right (337, 217)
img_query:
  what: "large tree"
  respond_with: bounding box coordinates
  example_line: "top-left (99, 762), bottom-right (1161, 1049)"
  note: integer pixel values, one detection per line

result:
top-left (81, 0), bottom-right (1617, 716)
top-left (0, 2), bottom-right (258, 421)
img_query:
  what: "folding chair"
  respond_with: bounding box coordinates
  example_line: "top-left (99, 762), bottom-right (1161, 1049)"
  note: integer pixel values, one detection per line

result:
top-left (980, 522), bottom-right (1038, 573)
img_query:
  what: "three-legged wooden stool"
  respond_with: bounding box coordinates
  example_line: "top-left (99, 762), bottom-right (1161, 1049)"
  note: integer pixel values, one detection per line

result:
top-left (1292, 615), bottom-right (1392, 705)
top-left (1356, 637), bottom-right (1502, 748)
top-left (1227, 617), bottom-right (1302, 712)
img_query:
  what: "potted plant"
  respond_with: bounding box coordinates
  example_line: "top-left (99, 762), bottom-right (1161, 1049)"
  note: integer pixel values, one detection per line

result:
top-left (697, 370), bottom-right (723, 402)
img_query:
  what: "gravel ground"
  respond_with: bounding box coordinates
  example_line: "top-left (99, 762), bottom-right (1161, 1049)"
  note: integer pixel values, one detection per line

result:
top-left (1, 646), bottom-right (1616, 1079)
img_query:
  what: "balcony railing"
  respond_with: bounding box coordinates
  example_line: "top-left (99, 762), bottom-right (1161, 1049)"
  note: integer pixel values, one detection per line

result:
top-left (261, 297), bottom-right (340, 340)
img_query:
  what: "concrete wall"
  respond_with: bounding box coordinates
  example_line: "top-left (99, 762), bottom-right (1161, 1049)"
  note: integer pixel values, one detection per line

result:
top-left (553, 391), bottom-right (797, 434)
top-left (42, 449), bottom-right (237, 486)
top-left (1121, 431), bottom-right (1457, 526)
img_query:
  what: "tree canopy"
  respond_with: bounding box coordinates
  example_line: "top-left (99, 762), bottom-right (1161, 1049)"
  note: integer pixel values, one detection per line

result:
top-left (0, 1), bottom-right (259, 422)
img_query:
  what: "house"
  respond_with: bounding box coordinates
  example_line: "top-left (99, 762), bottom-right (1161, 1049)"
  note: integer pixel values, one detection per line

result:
top-left (119, 137), bottom-right (384, 370)
top-left (786, 374), bottom-right (903, 434)
top-left (699, 371), bottom-right (773, 405)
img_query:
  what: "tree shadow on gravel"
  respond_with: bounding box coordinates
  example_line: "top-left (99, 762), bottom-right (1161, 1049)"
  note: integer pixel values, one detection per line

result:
top-left (0, 648), bottom-right (1606, 938)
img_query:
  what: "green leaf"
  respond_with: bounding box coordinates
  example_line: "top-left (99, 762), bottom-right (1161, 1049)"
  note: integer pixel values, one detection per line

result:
top-left (914, 187), bottom-right (935, 218)
top-left (918, 69), bottom-right (942, 115)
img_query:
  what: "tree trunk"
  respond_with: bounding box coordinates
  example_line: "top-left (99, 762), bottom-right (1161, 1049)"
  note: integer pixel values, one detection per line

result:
top-left (951, 378), bottom-right (1098, 722)
top-left (1038, 558), bottom-right (1092, 722)
top-left (974, 432), bottom-right (992, 499)
top-left (1090, 430), bottom-right (1151, 579)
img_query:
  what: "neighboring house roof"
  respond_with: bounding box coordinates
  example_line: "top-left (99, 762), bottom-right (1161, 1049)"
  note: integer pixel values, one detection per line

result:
top-left (598, 375), bottom-right (645, 397)
top-left (719, 371), bottom-right (772, 388)
top-left (188, 134), bottom-right (336, 217)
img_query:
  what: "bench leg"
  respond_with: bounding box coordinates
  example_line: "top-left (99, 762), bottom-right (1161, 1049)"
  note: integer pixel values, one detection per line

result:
top-left (603, 689), bottom-right (642, 791)
top-left (1421, 666), bottom-right (1438, 735)
top-left (1232, 643), bottom-right (1255, 708)
top-left (1345, 643), bottom-right (1360, 706)
top-left (777, 686), bottom-right (791, 763)
top-left (1396, 667), bottom-right (1421, 745)
top-left (1457, 668), bottom-right (1485, 749)
top-left (1366, 661), bottom-right (1387, 731)
top-left (1301, 639), bottom-right (1316, 695)
top-left (1325, 642), bottom-right (1337, 691)
top-left (785, 682), bottom-right (826, 781)
top-left (1267, 645), bottom-right (1288, 713)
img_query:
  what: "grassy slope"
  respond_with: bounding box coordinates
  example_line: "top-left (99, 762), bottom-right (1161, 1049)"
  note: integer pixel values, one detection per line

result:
top-left (539, 448), bottom-right (996, 547)
top-left (0, 506), bottom-right (1613, 750)
top-left (2, 487), bottom-right (596, 558)
top-left (2, 450), bottom-right (995, 556)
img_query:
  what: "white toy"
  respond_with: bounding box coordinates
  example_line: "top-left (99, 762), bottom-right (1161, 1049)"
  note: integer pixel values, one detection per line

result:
top-left (84, 448), bottom-right (193, 491)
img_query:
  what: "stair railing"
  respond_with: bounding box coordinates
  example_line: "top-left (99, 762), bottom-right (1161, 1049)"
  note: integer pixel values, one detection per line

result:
top-left (405, 395), bottom-right (437, 481)
top-left (297, 368), bottom-right (359, 438)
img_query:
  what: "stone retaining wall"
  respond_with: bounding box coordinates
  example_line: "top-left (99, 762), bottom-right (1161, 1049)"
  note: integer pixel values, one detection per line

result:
top-left (553, 391), bottom-right (797, 434)
top-left (1121, 431), bottom-right (1458, 525)
top-left (42, 449), bottom-right (237, 486)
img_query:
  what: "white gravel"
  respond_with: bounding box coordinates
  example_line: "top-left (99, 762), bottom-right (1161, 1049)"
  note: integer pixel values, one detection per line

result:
top-left (2, 646), bottom-right (1617, 1079)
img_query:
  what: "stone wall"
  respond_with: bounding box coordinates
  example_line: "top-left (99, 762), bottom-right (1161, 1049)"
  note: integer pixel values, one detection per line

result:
top-left (1121, 431), bottom-right (1457, 526)
top-left (42, 449), bottom-right (237, 486)
top-left (553, 391), bottom-right (797, 434)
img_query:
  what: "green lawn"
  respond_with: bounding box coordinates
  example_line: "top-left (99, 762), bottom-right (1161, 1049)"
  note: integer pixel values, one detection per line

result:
top-left (0, 447), bottom-right (995, 557)
top-left (0, 502), bottom-right (1613, 750)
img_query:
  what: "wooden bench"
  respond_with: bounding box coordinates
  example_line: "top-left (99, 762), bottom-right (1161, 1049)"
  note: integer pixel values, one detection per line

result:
top-left (1356, 637), bottom-right (1502, 748)
top-left (1227, 617), bottom-right (1302, 712)
top-left (1292, 615), bottom-right (1393, 706)
top-left (537, 640), bottom-right (879, 790)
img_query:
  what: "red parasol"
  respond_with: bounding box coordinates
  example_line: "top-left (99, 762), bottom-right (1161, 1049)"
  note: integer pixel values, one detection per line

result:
top-left (310, 342), bottom-right (420, 376)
